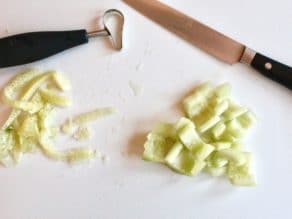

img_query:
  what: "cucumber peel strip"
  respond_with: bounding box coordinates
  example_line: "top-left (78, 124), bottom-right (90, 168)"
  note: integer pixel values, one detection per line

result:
top-left (39, 133), bottom-right (96, 163)
top-left (0, 69), bottom-right (108, 165)
top-left (72, 108), bottom-right (116, 125)
top-left (51, 71), bottom-right (71, 91)
top-left (39, 88), bottom-right (72, 107)
top-left (3, 71), bottom-right (52, 114)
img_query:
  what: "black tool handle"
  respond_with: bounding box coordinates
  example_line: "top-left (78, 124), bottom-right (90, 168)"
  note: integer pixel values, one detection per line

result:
top-left (0, 30), bottom-right (88, 68)
top-left (251, 53), bottom-right (292, 90)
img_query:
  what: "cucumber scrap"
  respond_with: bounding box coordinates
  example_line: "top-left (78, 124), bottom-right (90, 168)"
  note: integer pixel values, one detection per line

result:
top-left (73, 126), bottom-right (91, 141)
top-left (143, 82), bottom-right (257, 186)
top-left (0, 69), bottom-right (115, 166)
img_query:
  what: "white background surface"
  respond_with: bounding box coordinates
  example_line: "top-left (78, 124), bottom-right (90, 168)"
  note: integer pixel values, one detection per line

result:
top-left (0, 0), bottom-right (291, 218)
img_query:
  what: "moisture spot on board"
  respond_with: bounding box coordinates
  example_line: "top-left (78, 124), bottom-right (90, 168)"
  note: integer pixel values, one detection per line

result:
top-left (102, 155), bottom-right (110, 164)
top-left (128, 80), bottom-right (143, 96)
top-left (135, 62), bottom-right (144, 71)
top-left (118, 92), bottom-right (127, 102)
top-left (0, 26), bottom-right (9, 35)
top-left (143, 41), bottom-right (153, 56)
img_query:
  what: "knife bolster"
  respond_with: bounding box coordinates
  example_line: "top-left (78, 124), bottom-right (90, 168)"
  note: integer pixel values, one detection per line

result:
top-left (240, 47), bottom-right (256, 65)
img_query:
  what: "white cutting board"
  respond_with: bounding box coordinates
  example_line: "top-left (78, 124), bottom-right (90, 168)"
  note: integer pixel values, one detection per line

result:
top-left (0, 0), bottom-right (291, 218)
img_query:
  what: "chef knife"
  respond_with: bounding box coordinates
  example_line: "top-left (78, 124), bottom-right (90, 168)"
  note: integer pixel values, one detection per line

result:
top-left (124, 0), bottom-right (292, 90)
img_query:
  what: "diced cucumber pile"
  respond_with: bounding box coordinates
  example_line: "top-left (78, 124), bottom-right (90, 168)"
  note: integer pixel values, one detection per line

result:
top-left (0, 69), bottom-right (115, 166)
top-left (143, 82), bottom-right (257, 186)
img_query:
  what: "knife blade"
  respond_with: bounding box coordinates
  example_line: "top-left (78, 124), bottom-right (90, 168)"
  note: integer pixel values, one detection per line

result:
top-left (124, 0), bottom-right (292, 90)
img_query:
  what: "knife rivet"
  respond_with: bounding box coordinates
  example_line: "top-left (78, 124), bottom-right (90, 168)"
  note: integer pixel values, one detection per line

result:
top-left (265, 62), bottom-right (272, 70)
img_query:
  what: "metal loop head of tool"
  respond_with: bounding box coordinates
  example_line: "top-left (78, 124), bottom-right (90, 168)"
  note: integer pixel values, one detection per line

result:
top-left (87, 9), bottom-right (124, 50)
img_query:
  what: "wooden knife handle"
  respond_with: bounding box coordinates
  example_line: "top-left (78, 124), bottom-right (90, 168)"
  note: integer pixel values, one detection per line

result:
top-left (250, 53), bottom-right (292, 90)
